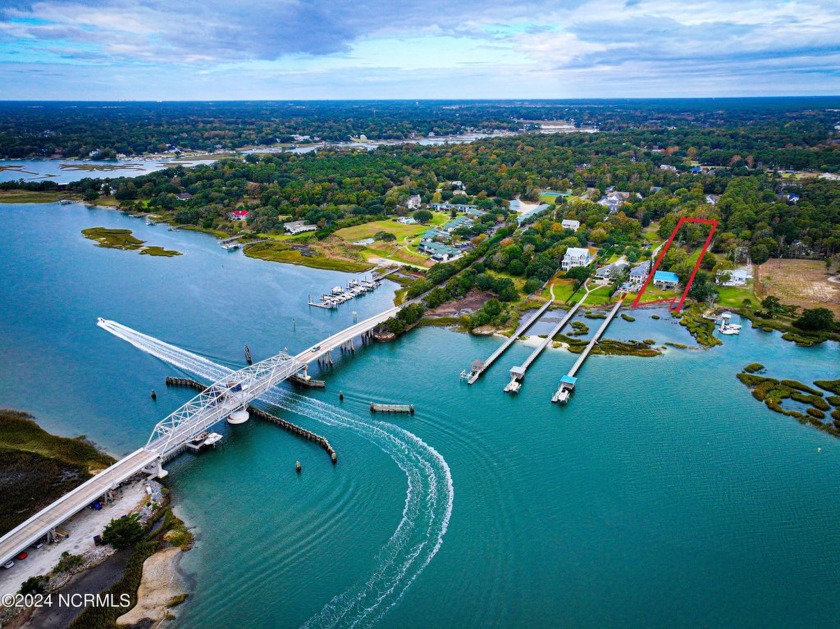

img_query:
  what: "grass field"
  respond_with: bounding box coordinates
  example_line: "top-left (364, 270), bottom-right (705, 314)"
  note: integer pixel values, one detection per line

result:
top-left (757, 259), bottom-right (840, 316)
top-left (334, 213), bottom-right (448, 242)
top-left (361, 244), bottom-right (431, 267)
top-left (717, 284), bottom-right (759, 308)
top-left (0, 190), bottom-right (80, 204)
top-left (0, 409), bottom-right (115, 535)
top-left (244, 240), bottom-right (370, 272)
top-left (544, 279), bottom-right (578, 302)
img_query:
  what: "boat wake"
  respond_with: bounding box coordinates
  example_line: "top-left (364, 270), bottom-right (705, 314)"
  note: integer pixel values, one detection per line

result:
top-left (97, 318), bottom-right (453, 628)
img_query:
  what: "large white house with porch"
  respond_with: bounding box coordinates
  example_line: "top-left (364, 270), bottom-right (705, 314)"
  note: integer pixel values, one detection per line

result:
top-left (562, 247), bottom-right (591, 271)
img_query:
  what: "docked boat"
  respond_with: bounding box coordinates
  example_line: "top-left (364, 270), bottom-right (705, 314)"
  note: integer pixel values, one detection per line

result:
top-left (718, 312), bottom-right (742, 335)
top-left (203, 432), bottom-right (222, 447)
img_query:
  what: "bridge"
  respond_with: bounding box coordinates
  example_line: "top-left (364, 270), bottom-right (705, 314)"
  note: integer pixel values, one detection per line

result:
top-left (0, 304), bottom-right (403, 565)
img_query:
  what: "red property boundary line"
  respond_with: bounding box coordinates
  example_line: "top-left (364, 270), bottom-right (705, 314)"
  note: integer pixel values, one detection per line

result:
top-left (631, 217), bottom-right (718, 313)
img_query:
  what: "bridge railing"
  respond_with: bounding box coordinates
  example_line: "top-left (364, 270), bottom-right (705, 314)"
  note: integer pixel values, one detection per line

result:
top-left (146, 352), bottom-right (304, 458)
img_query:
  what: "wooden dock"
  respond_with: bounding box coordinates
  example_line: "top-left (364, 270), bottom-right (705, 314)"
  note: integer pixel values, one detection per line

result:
top-left (503, 298), bottom-right (586, 393)
top-left (465, 298), bottom-right (554, 384)
top-left (552, 299), bottom-right (623, 403)
top-left (370, 402), bottom-right (415, 415)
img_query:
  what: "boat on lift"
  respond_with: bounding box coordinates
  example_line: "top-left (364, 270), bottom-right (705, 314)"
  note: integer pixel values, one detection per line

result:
top-left (718, 312), bottom-right (742, 335)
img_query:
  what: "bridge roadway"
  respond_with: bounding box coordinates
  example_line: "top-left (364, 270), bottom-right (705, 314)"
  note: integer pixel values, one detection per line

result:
top-left (0, 303), bottom-right (405, 564)
top-left (0, 448), bottom-right (158, 565)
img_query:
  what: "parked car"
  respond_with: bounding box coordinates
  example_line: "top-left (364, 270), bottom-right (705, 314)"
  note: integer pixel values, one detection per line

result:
top-left (30, 540), bottom-right (44, 549)
top-left (2, 561), bottom-right (13, 569)
top-left (16, 552), bottom-right (27, 560)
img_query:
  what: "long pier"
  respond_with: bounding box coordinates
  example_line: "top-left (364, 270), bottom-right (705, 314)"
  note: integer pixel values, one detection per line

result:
top-left (504, 298), bottom-right (586, 393)
top-left (552, 299), bottom-right (623, 403)
top-left (464, 299), bottom-right (554, 384)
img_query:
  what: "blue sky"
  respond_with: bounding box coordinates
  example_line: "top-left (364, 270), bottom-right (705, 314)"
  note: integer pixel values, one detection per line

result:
top-left (1, 0), bottom-right (838, 99)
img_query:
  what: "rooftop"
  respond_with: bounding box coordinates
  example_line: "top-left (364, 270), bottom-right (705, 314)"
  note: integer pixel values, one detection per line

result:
top-left (654, 270), bottom-right (680, 284)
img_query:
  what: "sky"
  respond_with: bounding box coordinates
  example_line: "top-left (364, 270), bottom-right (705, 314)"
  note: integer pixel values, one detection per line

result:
top-left (0, 0), bottom-right (838, 100)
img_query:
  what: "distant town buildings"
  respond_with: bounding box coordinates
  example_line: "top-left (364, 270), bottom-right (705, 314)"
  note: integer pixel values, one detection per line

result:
top-left (562, 247), bottom-right (591, 271)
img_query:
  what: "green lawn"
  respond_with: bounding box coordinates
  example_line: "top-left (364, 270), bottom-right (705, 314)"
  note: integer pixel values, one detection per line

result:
top-left (545, 279), bottom-right (579, 302)
top-left (572, 284), bottom-right (614, 305)
top-left (717, 283), bottom-right (758, 308)
top-left (334, 213), bottom-right (448, 242)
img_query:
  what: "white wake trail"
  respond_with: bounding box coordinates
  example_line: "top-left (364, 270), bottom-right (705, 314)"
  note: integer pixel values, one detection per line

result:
top-left (98, 319), bottom-right (453, 628)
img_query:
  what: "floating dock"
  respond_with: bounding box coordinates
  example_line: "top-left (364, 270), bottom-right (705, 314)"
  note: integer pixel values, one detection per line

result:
top-left (289, 373), bottom-right (326, 388)
top-left (463, 299), bottom-right (554, 384)
top-left (552, 299), bottom-right (623, 403)
top-left (504, 298), bottom-right (586, 393)
top-left (370, 402), bottom-right (415, 415)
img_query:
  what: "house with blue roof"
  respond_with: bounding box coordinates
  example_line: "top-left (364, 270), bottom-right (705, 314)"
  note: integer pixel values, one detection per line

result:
top-left (653, 270), bottom-right (680, 289)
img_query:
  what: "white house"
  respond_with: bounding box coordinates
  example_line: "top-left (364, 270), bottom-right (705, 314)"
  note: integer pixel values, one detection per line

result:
top-left (717, 268), bottom-right (753, 286)
top-left (628, 261), bottom-right (651, 286)
top-left (284, 220), bottom-right (317, 235)
top-left (561, 219), bottom-right (580, 231)
top-left (397, 217), bottom-right (417, 225)
top-left (562, 247), bottom-right (591, 271)
top-left (406, 194), bottom-right (422, 209)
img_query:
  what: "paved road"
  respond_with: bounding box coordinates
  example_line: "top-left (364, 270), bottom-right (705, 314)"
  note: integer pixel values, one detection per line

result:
top-left (1, 302), bottom-right (409, 565)
top-left (0, 448), bottom-right (158, 565)
top-left (296, 303), bottom-right (403, 362)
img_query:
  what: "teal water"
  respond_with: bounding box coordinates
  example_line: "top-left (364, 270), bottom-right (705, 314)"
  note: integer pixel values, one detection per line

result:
top-left (2, 202), bottom-right (840, 628)
top-left (0, 158), bottom-right (215, 183)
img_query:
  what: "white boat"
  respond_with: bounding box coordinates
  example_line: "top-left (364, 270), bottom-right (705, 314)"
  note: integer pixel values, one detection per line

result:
top-left (203, 432), bottom-right (223, 447)
top-left (718, 313), bottom-right (742, 335)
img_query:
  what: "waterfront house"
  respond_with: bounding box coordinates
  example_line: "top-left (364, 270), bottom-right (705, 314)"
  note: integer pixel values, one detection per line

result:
top-left (653, 270), bottom-right (680, 289)
top-left (230, 209), bottom-right (250, 221)
top-left (717, 268), bottom-right (752, 286)
top-left (628, 261), bottom-right (651, 286)
top-left (594, 262), bottom-right (628, 280)
top-left (284, 220), bottom-right (317, 235)
top-left (562, 247), bottom-right (591, 271)
top-left (561, 219), bottom-right (580, 231)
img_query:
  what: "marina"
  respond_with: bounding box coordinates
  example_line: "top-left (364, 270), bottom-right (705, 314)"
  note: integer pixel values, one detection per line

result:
top-left (308, 276), bottom-right (382, 309)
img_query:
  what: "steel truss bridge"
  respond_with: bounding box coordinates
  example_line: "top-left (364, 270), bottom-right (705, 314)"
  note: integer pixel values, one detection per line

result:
top-left (0, 303), bottom-right (401, 564)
